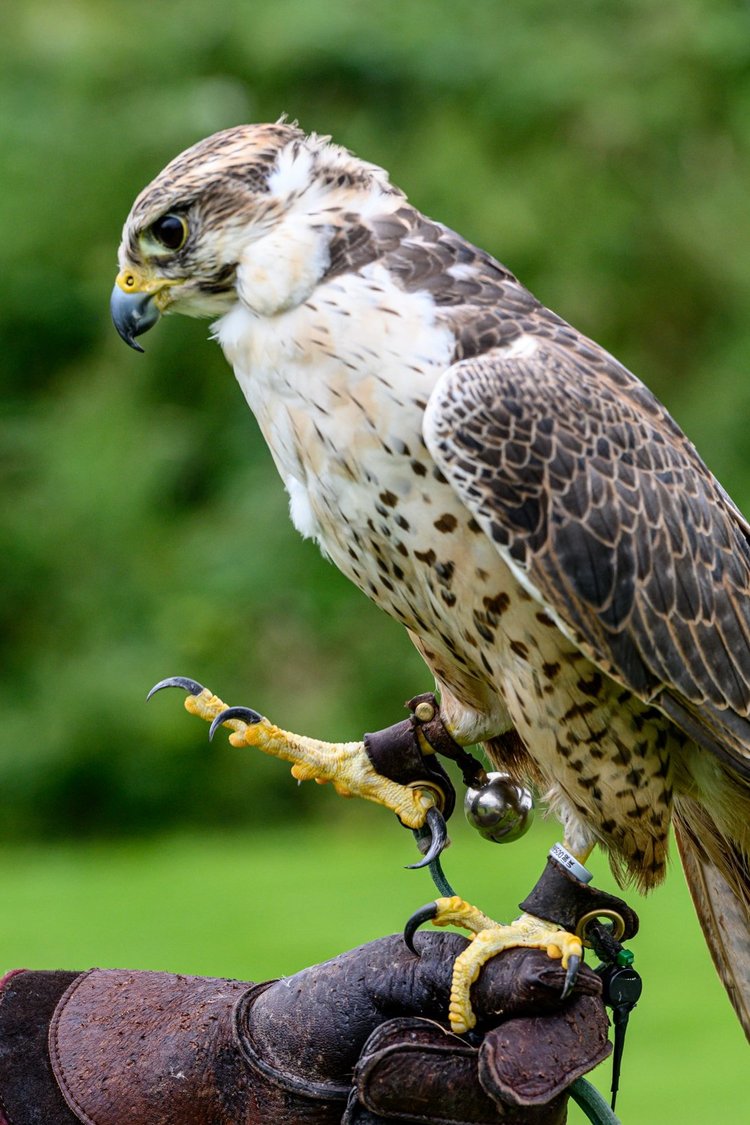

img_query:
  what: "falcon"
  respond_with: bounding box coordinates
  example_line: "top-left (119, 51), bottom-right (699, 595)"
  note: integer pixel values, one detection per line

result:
top-left (112, 122), bottom-right (750, 1038)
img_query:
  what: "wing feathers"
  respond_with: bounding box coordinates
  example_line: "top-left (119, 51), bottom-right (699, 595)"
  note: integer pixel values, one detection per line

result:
top-left (424, 334), bottom-right (750, 778)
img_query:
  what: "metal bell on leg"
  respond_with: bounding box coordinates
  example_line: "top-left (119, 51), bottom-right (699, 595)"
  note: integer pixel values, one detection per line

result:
top-left (464, 772), bottom-right (534, 843)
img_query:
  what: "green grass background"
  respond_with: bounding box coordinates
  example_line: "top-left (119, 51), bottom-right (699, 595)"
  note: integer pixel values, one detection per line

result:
top-left (1, 805), bottom-right (744, 1122)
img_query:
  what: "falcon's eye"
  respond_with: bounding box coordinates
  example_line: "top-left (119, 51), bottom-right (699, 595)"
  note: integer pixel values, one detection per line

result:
top-left (149, 213), bottom-right (188, 252)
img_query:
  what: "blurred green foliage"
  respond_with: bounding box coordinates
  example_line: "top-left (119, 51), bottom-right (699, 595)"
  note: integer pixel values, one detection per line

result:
top-left (3, 0), bottom-right (750, 838)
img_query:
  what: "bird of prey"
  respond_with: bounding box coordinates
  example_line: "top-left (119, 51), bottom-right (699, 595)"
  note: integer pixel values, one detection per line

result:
top-left (112, 122), bottom-right (750, 1038)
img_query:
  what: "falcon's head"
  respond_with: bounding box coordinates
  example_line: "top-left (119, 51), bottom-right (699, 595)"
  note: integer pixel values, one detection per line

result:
top-left (111, 122), bottom-right (401, 350)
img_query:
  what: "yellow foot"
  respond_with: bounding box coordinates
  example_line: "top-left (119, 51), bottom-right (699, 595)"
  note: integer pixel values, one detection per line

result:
top-left (405, 896), bottom-right (583, 1035)
top-left (147, 676), bottom-right (438, 831)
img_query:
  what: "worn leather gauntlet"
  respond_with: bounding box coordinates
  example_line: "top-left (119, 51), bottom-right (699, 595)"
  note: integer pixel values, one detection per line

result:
top-left (0, 933), bottom-right (610, 1124)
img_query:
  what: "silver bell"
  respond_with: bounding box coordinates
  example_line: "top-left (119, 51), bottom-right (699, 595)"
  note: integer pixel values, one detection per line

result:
top-left (464, 772), bottom-right (534, 843)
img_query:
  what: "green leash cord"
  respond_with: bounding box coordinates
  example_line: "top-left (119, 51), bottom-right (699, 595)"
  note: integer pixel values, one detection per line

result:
top-left (570, 1077), bottom-right (621, 1124)
top-left (413, 823), bottom-right (457, 896)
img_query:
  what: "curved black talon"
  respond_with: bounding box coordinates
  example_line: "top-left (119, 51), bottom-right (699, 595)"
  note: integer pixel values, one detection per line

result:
top-left (405, 807), bottom-right (448, 870)
top-left (403, 902), bottom-right (439, 955)
top-left (561, 953), bottom-right (581, 1000)
top-left (147, 676), bottom-right (205, 700)
top-left (208, 705), bottom-right (263, 741)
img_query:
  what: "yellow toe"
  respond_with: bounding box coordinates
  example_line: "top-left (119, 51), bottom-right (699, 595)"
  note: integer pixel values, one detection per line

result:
top-left (424, 902), bottom-right (584, 1035)
top-left (181, 684), bottom-right (436, 827)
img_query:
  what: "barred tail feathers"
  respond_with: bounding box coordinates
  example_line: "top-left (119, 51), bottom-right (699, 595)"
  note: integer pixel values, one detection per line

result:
top-left (673, 798), bottom-right (750, 1040)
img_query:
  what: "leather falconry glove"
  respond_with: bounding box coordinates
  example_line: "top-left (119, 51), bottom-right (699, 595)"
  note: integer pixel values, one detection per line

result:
top-left (0, 931), bottom-right (610, 1125)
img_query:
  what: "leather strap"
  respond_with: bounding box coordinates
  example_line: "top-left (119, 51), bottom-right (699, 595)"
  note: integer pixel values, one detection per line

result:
top-left (364, 713), bottom-right (457, 819)
top-left (519, 857), bottom-right (639, 941)
top-left (363, 693), bottom-right (490, 822)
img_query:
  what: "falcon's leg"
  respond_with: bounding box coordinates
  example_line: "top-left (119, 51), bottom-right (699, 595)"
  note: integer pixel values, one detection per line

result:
top-left (406, 839), bottom-right (639, 1036)
top-left (148, 678), bottom-right (437, 830)
top-left (405, 893), bottom-right (585, 1035)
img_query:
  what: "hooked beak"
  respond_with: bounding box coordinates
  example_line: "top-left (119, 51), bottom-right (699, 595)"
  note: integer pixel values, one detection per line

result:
top-left (110, 270), bottom-right (163, 352)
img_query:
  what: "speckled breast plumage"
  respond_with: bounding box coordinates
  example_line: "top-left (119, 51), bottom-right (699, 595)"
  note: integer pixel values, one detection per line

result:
top-left (216, 210), bottom-right (687, 889)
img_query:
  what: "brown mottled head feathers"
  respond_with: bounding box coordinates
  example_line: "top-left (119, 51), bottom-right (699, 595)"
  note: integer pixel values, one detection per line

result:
top-left (118, 123), bottom-right (408, 308)
top-left (123, 123), bottom-right (402, 251)
top-left (127, 123), bottom-right (301, 232)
